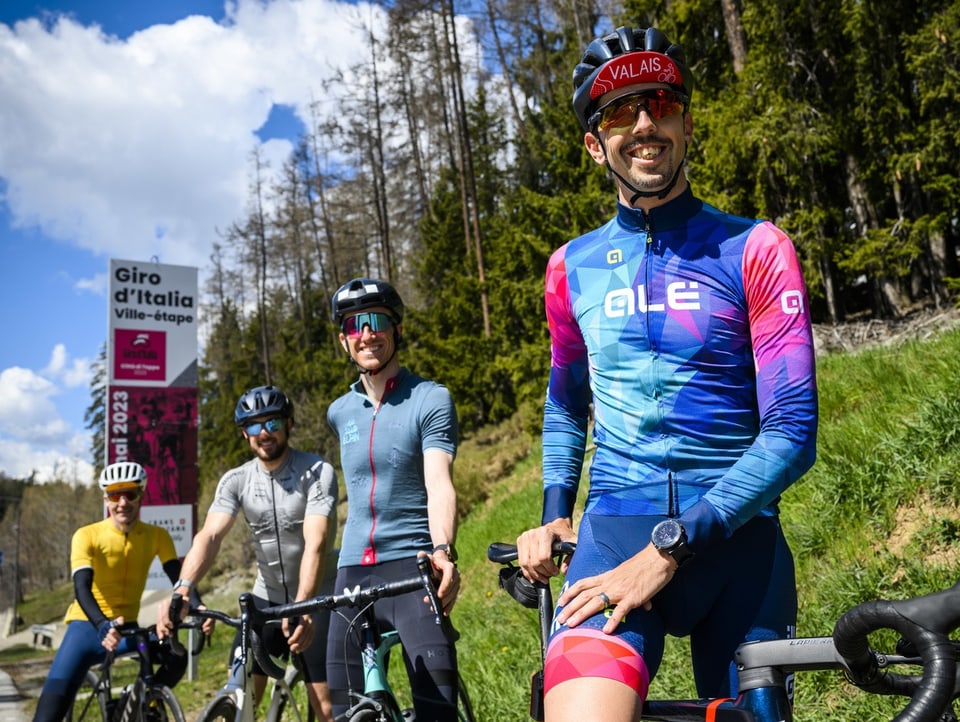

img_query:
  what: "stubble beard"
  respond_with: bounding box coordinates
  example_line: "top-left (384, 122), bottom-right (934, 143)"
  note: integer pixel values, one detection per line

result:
top-left (256, 437), bottom-right (288, 462)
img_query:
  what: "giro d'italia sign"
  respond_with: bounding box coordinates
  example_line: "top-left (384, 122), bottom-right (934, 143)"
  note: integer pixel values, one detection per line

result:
top-left (106, 259), bottom-right (197, 586)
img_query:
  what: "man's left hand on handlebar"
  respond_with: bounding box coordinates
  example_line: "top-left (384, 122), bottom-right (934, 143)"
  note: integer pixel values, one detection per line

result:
top-left (517, 517), bottom-right (577, 584)
top-left (429, 551), bottom-right (460, 616)
top-left (156, 594), bottom-right (213, 640)
top-left (284, 613), bottom-right (314, 653)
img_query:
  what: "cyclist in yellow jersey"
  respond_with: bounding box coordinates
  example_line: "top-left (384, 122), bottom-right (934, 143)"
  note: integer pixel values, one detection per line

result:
top-left (33, 462), bottom-right (195, 722)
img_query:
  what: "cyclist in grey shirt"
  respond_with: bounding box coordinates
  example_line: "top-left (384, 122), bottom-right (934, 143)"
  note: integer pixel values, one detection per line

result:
top-left (158, 384), bottom-right (338, 722)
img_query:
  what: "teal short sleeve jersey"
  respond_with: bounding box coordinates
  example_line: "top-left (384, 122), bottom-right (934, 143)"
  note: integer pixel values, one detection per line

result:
top-left (327, 367), bottom-right (458, 567)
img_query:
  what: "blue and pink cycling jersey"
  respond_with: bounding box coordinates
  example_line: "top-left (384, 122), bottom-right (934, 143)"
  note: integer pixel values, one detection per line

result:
top-left (542, 188), bottom-right (818, 549)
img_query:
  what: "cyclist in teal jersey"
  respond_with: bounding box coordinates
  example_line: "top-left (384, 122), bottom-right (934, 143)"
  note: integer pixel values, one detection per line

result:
top-left (327, 278), bottom-right (462, 722)
top-left (517, 26), bottom-right (818, 722)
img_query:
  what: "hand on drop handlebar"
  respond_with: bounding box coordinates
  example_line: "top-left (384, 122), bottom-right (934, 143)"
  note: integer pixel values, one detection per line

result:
top-left (284, 613), bottom-right (314, 653)
top-left (517, 518), bottom-right (577, 585)
top-left (428, 552), bottom-right (461, 616)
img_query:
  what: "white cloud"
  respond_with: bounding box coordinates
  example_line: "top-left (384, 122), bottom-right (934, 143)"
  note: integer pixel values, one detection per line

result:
top-left (74, 271), bottom-right (108, 296)
top-left (42, 343), bottom-right (92, 389)
top-left (0, 0), bottom-right (387, 270)
top-left (0, 366), bottom-right (70, 442)
top-left (0, 348), bottom-right (94, 482)
top-left (0, 435), bottom-right (94, 485)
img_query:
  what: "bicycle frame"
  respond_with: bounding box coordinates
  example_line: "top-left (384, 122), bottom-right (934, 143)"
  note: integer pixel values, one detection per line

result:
top-left (248, 555), bottom-right (462, 722)
top-left (341, 606), bottom-right (407, 721)
top-left (71, 624), bottom-right (187, 722)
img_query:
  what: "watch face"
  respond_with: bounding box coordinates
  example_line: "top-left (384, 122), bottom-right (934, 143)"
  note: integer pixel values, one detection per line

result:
top-left (653, 520), bottom-right (682, 549)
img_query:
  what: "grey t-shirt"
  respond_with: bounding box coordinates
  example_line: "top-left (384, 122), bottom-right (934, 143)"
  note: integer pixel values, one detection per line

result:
top-left (209, 448), bottom-right (338, 601)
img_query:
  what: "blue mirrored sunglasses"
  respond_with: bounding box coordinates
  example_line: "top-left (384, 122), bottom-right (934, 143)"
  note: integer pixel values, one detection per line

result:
top-left (342, 311), bottom-right (394, 338)
top-left (244, 417), bottom-right (286, 436)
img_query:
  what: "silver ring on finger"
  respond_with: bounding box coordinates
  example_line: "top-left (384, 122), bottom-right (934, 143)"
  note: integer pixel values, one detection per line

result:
top-left (598, 591), bottom-right (611, 607)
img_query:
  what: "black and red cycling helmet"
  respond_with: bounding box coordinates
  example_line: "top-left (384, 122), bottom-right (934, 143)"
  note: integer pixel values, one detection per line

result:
top-left (573, 26), bottom-right (694, 133)
top-left (331, 278), bottom-right (405, 326)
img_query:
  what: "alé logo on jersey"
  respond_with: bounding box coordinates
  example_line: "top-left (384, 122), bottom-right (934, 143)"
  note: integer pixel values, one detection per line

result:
top-left (602, 252), bottom-right (805, 317)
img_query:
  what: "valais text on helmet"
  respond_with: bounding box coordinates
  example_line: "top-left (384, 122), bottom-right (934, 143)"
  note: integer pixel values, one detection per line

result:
top-left (572, 26), bottom-right (694, 134)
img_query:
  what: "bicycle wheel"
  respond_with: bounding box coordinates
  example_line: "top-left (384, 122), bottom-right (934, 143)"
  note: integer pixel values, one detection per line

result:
top-left (143, 685), bottom-right (187, 722)
top-left (196, 693), bottom-right (239, 722)
top-left (67, 669), bottom-right (108, 722)
top-left (265, 666), bottom-right (315, 722)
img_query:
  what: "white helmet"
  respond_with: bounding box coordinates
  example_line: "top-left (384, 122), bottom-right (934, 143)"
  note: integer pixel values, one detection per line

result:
top-left (98, 461), bottom-right (148, 492)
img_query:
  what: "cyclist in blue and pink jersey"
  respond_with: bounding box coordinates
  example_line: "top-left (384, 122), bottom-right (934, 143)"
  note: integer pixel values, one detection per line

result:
top-left (327, 278), bottom-right (462, 722)
top-left (517, 25), bottom-right (818, 722)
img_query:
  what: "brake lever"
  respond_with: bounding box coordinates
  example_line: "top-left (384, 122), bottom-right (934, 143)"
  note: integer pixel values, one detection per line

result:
top-left (167, 594), bottom-right (187, 657)
top-left (417, 554), bottom-right (443, 625)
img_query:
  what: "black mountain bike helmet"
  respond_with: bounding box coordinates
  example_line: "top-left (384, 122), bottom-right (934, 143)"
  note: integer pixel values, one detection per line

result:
top-left (331, 278), bottom-right (405, 326)
top-left (572, 26), bottom-right (694, 134)
top-left (234, 385), bottom-right (294, 426)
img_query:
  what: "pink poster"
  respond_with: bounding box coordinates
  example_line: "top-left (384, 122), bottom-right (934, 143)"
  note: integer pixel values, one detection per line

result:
top-left (107, 385), bottom-right (198, 506)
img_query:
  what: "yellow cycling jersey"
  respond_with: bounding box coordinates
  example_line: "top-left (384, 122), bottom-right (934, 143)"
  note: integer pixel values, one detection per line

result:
top-left (64, 518), bottom-right (177, 624)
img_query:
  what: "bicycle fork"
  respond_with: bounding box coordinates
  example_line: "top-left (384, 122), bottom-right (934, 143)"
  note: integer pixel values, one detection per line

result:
top-left (344, 618), bottom-right (405, 721)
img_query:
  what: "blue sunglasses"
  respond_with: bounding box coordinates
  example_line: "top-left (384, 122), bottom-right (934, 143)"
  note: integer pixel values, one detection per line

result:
top-left (244, 417), bottom-right (286, 436)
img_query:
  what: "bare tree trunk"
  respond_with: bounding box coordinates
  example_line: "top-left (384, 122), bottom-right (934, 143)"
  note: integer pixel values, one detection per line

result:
top-left (719, 0), bottom-right (748, 73)
top-left (366, 25), bottom-right (393, 280)
top-left (485, 0), bottom-right (525, 139)
top-left (250, 148), bottom-right (273, 382)
top-left (306, 103), bottom-right (341, 299)
top-left (444, 0), bottom-right (491, 337)
top-left (819, 252), bottom-right (841, 324)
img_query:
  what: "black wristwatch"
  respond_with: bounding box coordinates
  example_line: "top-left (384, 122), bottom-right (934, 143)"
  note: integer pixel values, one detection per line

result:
top-left (432, 543), bottom-right (458, 563)
top-left (651, 519), bottom-right (694, 568)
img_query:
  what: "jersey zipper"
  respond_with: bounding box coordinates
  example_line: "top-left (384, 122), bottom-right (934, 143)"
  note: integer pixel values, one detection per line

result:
top-left (363, 410), bottom-right (379, 565)
top-left (362, 390), bottom-right (391, 566)
top-left (643, 212), bottom-right (673, 516)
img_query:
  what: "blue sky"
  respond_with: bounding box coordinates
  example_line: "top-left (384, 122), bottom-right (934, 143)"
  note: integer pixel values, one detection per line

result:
top-left (0, 0), bottom-right (386, 483)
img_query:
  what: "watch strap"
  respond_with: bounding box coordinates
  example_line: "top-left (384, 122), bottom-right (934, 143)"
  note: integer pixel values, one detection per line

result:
top-left (666, 541), bottom-right (695, 567)
top-left (432, 543), bottom-right (458, 563)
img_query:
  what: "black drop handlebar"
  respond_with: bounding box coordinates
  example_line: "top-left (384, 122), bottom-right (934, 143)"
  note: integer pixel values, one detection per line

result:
top-left (832, 579), bottom-right (960, 722)
top-left (171, 554), bottom-right (441, 680)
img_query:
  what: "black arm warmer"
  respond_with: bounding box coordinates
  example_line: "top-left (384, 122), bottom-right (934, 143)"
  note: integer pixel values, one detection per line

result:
top-left (73, 568), bottom-right (108, 629)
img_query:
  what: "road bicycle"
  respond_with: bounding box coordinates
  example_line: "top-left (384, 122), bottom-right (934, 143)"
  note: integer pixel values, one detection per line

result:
top-left (181, 554), bottom-right (475, 722)
top-left (67, 622), bottom-right (190, 722)
top-left (169, 597), bottom-right (317, 722)
top-left (488, 541), bottom-right (960, 722)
